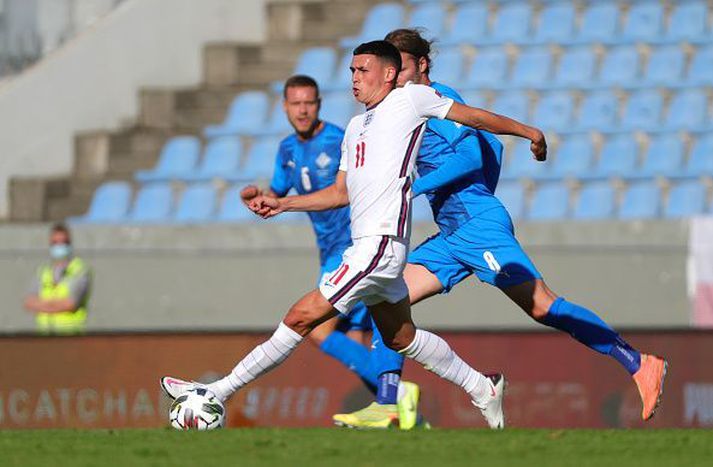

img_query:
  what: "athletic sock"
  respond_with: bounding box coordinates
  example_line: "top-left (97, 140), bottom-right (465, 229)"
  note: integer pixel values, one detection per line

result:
top-left (375, 372), bottom-right (401, 405)
top-left (206, 322), bottom-right (302, 401)
top-left (542, 297), bottom-right (642, 375)
top-left (401, 329), bottom-right (490, 405)
top-left (319, 331), bottom-right (378, 393)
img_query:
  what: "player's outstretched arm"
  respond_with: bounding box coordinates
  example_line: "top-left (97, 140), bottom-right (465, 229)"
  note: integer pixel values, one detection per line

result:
top-left (249, 171), bottom-right (348, 218)
top-left (446, 102), bottom-right (547, 161)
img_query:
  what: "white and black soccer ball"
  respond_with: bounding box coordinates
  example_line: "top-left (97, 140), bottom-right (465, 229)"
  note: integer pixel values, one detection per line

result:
top-left (169, 387), bottom-right (225, 430)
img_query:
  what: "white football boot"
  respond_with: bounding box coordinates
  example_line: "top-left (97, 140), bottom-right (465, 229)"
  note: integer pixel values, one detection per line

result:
top-left (160, 376), bottom-right (206, 400)
top-left (472, 373), bottom-right (506, 429)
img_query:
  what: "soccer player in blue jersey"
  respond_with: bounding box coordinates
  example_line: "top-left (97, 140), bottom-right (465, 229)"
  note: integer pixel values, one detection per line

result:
top-left (239, 75), bottom-right (419, 429)
top-left (333, 29), bottom-right (667, 427)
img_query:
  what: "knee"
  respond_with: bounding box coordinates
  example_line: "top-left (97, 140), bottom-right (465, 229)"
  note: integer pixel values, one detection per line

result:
top-left (382, 328), bottom-right (415, 352)
top-left (284, 303), bottom-right (318, 337)
top-left (530, 293), bottom-right (559, 322)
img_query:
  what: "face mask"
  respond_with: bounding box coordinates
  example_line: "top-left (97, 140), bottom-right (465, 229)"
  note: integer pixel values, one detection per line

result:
top-left (50, 243), bottom-right (73, 260)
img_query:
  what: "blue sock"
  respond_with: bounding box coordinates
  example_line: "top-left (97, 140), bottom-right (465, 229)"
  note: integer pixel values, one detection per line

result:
top-left (542, 297), bottom-right (641, 375)
top-left (319, 331), bottom-right (378, 393)
top-left (376, 372), bottom-right (401, 405)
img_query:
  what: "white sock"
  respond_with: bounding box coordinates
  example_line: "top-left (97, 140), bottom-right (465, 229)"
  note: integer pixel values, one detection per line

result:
top-left (207, 322), bottom-right (302, 401)
top-left (401, 329), bottom-right (490, 405)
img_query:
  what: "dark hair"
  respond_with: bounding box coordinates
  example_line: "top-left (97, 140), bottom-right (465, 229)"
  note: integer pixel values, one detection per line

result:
top-left (353, 40), bottom-right (402, 74)
top-left (385, 28), bottom-right (433, 73)
top-left (283, 74), bottom-right (320, 99)
top-left (51, 222), bottom-right (71, 242)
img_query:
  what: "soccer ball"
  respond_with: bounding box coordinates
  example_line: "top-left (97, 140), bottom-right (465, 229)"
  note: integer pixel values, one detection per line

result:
top-left (169, 387), bottom-right (225, 430)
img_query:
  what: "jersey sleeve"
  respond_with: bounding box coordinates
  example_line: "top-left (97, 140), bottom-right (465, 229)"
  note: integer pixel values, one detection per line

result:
top-left (338, 127), bottom-right (349, 172)
top-left (269, 142), bottom-right (292, 196)
top-left (404, 83), bottom-right (454, 120)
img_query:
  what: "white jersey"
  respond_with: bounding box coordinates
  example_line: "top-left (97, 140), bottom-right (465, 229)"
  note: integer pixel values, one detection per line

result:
top-left (339, 82), bottom-right (454, 240)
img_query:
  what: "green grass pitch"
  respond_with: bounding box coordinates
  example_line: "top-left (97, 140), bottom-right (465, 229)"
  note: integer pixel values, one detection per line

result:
top-left (1, 428), bottom-right (711, 467)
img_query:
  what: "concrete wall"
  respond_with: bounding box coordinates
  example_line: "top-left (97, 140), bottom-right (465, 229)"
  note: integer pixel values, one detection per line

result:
top-left (0, 0), bottom-right (267, 218)
top-left (0, 221), bottom-right (692, 333)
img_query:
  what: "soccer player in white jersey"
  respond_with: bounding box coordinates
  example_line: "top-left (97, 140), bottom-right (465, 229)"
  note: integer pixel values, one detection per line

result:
top-left (161, 41), bottom-right (546, 429)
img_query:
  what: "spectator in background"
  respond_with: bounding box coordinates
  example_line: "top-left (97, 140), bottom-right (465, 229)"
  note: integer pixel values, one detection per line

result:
top-left (23, 223), bottom-right (91, 335)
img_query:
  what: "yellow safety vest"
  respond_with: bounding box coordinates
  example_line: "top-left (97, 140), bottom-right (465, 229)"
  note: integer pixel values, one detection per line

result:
top-left (36, 257), bottom-right (90, 335)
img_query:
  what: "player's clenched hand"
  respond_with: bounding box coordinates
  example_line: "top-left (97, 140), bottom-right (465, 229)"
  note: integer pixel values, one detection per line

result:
top-left (249, 196), bottom-right (284, 219)
top-left (530, 130), bottom-right (547, 162)
top-left (240, 185), bottom-right (262, 206)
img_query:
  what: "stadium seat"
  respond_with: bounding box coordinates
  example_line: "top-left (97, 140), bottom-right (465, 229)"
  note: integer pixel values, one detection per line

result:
top-left (591, 134), bottom-right (639, 178)
top-left (323, 51), bottom-right (354, 92)
top-left (135, 136), bottom-right (201, 183)
top-left (174, 184), bottom-right (217, 224)
top-left (533, 1), bottom-right (576, 44)
top-left (598, 46), bottom-right (640, 87)
top-left (491, 91), bottom-right (530, 125)
top-left (79, 181), bottom-right (132, 223)
top-left (573, 181), bottom-right (616, 220)
top-left (549, 134), bottom-right (594, 179)
top-left (642, 46), bottom-right (685, 86)
top-left (440, 3), bottom-right (489, 46)
top-left (186, 137), bottom-right (242, 182)
top-left (665, 181), bottom-right (708, 218)
top-left (271, 47), bottom-right (337, 92)
top-left (573, 2), bottom-right (620, 43)
top-left (216, 185), bottom-right (255, 223)
top-left (340, 3), bottom-right (404, 48)
top-left (463, 47), bottom-right (510, 89)
top-left (620, 1), bottom-right (664, 43)
top-left (618, 181), bottom-right (661, 219)
top-left (527, 182), bottom-right (570, 221)
top-left (253, 102), bottom-right (292, 137)
top-left (664, 89), bottom-right (709, 131)
top-left (685, 46), bottom-right (713, 86)
top-left (531, 92), bottom-right (574, 131)
top-left (428, 48), bottom-right (465, 86)
top-left (459, 90), bottom-right (487, 109)
top-left (411, 193), bottom-right (434, 224)
top-left (574, 91), bottom-right (619, 131)
top-left (488, 2), bottom-right (532, 44)
top-left (620, 90), bottom-right (663, 130)
top-left (232, 137), bottom-right (282, 182)
top-left (681, 134), bottom-right (713, 177)
top-left (510, 47), bottom-right (553, 88)
top-left (408, 2), bottom-right (447, 38)
top-left (320, 93), bottom-right (356, 129)
top-left (663, 1), bottom-right (709, 43)
top-left (552, 46), bottom-right (597, 88)
top-left (637, 133), bottom-right (685, 178)
top-left (127, 183), bottom-right (174, 223)
top-left (204, 91), bottom-right (270, 138)
top-left (495, 181), bottom-right (525, 220)
top-left (502, 139), bottom-right (548, 180)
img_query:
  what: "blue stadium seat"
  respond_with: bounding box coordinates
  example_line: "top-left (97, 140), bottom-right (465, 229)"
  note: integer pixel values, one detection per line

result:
top-left (340, 3), bottom-right (404, 48)
top-left (552, 46), bottom-right (597, 88)
top-left (428, 48), bottom-right (465, 86)
top-left (216, 185), bottom-right (256, 223)
top-left (459, 90), bottom-right (488, 109)
top-left (128, 183), bottom-right (174, 223)
top-left (642, 46), bottom-right (685, 86)
top-left (271, 47), bottom-right (337, 92)
top-left (664, 89), bottom-right (709, 131)
top-left (204, 91), bottom-right (270, 138)
top-left (682, 134), bottom-right (713, 177)
top-left (533, 1), bottom-right (576, 44)
top-left (550, 134), bottom-right (594, 179)
top-left (620, 1), bottom-right (664, 43)
top-left (598, 46), bottom-right (640, 87)
top-left (174, 184), bottom-right (217, 224)
top-left (663, 1), bottom-right (709, 43)
top-left (685, 46), bottom-right (713, 86)
top-left (592, 134), bottom-right (639, 178)
top-left (233, 137), bottom-right (282, 182)
top-left (321, 93), bottom-right (356, 129)
top-left (510, 47), bottom-right (553, 87)
top-left (186, 137), bottom-right (242, 182)
top-left (574, 2), bottom-right (620, 43)
top-left (463, 47), bottom-right (509, 89)
top-left (495, 181), bottom-right (525, 220)
top-left (531, 92), bottom-right (574, 131)
top-left (527, 182), bottom-right (570, 220)
top-left (411, 193), bottom-right (434, 224)
top-left (618, 181), bottom-right (661, 219)
top-left (253, 102), bottom-right (292, 137)
top-left (573, 182), bottom-right (616, 220)
top-left (489, 3), bottom-right (533, 44)
top-left (322, 51), bottom-right (354, 92)
top-left (135, 136), bottom-right (201, 182)
top-left (575, 91), bottom-right (619, 131)
top-left (637, 133), bottom-right (685, 178)
top-left (502, 139), bottom-right (548, 180)
top-left (408, 3), bottom-right (447, 38)
top-left (440, 3), bottom-right (489, 46)
top-left (620, 90), bottom-right (663, 130)
top-left (665, 181), bottom-right (708, 218)
top-left (491, 91), bottom-right (530, 124)
top-left (79, 181), bottom-right (132, 223)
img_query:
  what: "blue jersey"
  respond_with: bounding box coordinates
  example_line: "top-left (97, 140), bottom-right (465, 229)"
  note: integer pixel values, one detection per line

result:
top-left (416, 82), bottom-right (507, 235)
top-left (270, 122), bottom-right (352, 264)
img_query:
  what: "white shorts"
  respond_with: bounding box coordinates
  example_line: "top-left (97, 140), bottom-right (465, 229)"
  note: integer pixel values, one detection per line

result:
top-left (319, 235), bottom-right (409, 314)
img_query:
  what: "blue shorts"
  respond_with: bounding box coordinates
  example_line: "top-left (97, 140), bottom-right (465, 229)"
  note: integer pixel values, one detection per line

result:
top-left (408, 213), bottom-right (541, 292)
top-left (320, 254), bottom-right (372, 331)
